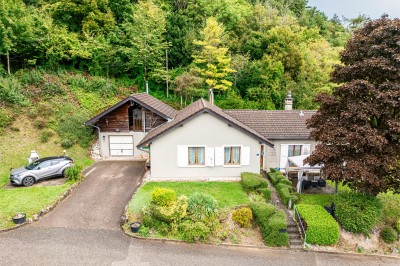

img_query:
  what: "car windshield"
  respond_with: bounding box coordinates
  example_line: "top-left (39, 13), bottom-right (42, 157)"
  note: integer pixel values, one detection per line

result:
top-left (26, 160), bottom-right (41, 170)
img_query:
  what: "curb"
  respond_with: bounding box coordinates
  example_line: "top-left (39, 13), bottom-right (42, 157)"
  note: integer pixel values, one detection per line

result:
top-left (122, 227), bottom-right (400, 260)
top-left (0, 163), bottom-right (97, 233)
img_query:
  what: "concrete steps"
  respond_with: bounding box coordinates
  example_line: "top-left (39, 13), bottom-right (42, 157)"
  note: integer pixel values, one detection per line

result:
top-left (287, 224), bottom-right (304, 250)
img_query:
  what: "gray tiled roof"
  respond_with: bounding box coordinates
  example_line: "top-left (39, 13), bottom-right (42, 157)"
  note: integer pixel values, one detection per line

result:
top-left (85, 93), bottom-right (177, 125)
top-left (137, 99), bottom-right (273, 148)
top-left (132, 93), bottom-right (178, 119)
top-left (224, 110), bottom-right (316, 140)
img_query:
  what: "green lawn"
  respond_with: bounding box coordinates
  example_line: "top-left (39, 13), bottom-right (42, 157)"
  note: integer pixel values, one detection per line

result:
top-left (299, 194), bottom-right (335, 207)
top-left (129, 182), bottom-right (250, 213)
top-left (0, 115), bottom-right (93, 229)
top-left (0, 185), bottom-right (68, 229)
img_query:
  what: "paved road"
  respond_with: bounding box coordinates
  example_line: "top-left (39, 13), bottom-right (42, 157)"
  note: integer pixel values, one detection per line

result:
top-left (1, 161), bottom-right (399, 265)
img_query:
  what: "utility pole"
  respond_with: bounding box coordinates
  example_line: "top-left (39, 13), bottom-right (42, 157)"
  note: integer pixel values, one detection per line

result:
top-left (166, 49), bottom-right (169, 98)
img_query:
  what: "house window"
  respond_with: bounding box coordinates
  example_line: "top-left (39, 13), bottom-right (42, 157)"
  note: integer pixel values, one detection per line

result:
top-left (188, 147), bottom-right (205, 165)
top-left (224, 146), bottom-right (241, 165)
top-left (288, 145), bottom-right (302, 157)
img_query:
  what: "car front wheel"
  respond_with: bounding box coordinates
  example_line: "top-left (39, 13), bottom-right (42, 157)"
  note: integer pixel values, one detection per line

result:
top-left (22, 176), bottom-right (35, 187)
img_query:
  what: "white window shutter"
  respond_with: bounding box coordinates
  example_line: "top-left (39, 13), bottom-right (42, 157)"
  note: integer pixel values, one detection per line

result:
top-left (280, 144), bottom-right (289, 169)
top-left (241, 146), bottom-right (250, 166)
top-left (205, 147), bottom-right (214, 167)
top-left (215, 147), bottom-right (224, 166)
top-left (177, 145), bottom-right (188, 167)
top-left (302, 144), bottom-right (311, 155)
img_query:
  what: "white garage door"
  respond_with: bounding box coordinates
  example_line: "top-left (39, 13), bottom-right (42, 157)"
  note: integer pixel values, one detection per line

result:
top-left (109, 136), bottom-right (134, 156)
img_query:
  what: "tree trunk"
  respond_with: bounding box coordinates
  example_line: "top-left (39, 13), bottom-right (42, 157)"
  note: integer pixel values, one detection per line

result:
top-left (209, 88), bottom-right (214, 105)
top-left (166, 49), bottom-right (169, 98)
top-left (6, 52), bottom-right (10, 75)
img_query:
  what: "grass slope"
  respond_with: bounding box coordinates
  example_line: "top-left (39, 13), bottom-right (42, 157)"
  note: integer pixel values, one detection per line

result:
top-left (129, 182), bottom-right (250, 213)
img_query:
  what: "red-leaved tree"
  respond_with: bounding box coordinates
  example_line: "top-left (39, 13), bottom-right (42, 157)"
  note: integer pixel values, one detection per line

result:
top-left (306, 16), bottom-right (400, 195)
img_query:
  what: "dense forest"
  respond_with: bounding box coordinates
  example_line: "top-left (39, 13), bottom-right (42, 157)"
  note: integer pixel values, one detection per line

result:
top-left (0, 0), bottom-right (356, 111)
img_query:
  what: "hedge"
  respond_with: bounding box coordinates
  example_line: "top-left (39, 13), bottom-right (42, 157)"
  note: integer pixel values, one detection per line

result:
top-left (250, 202), bottom-right (288, 246)
top-left (250, 202), bottom-right (276, 222)
top-left (335, 192), bottom-right (382, 234)
top-left (263, 210), bottom-right (289, 246)
top-left (297, 204), bottom-right (340, 245)
top-left (267, 171), bottom-right (298, 205)
top-left (241, 172), bottom-right (268, 192)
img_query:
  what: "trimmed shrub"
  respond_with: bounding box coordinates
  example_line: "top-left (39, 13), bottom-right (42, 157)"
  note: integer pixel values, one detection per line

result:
top-left (377, 191), bottom-right (400, 225)
top-left (187, 192), bottom-right (218, 221)
top-left (297, 204), bottom-right (340, 245)
top-left (263, 211), bottom-right (289, 246)
top-left (151, 188), bottom-right (177, 207)
top-left (258, 188), bottom-right (272, 200)
top-left (151, 195), bottom-right (188, 223)
top-left (267, 171), bottom-right (297, 206)
top-left (232, 207), bottom-right (253, 228)
top-left (250, 202), bottom-right (276, 222)
top-left (380, 226), bottom-right (398, 244)
top-left (250, 202), bottom-right (287, 246)
top-left (66, 166), bottom-right (82, 182)
top-left (299, 194), bottom-right (335, 207)
top-left (241, 172), bottom-right (268, 192)
top-left (335, 192), bottom-right (382, 234)
top-left (179, 221), bottom-right (210, 242)
top-left (269, 168), bottom-right (277, 173)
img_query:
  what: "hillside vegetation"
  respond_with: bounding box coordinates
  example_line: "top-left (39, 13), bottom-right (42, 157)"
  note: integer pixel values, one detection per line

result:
top-left (1, 0), bottom-right (350, 111)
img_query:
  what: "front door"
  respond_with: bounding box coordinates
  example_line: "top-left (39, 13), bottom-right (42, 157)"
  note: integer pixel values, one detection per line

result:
top-left (109, 136), bottom-right (134, 156)
top-left (260, 145), bottom-right (264, 170)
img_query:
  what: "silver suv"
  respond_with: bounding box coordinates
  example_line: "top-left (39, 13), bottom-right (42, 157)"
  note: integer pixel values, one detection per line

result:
top-left (10, 156), bottom-right (74, 186)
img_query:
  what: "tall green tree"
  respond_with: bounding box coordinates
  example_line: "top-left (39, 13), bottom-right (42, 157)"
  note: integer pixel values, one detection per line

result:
top-left (192, 17), bottom-right (235, 103)
top-left (306, 16), bottom-right (400, 195)
top-left (0, 0), bottom-right (33, 74)
top-left (121, 0), bottom-right (169, 93)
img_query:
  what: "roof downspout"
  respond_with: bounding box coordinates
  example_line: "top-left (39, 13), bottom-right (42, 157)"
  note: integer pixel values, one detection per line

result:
top-left (86, 123), bottom-right (103, 158)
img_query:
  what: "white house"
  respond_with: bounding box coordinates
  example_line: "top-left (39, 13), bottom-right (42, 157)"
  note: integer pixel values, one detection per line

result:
top-left (86, 93), bottom-right (317, 180)
top-left (137, 99), bottom-right (273, 180)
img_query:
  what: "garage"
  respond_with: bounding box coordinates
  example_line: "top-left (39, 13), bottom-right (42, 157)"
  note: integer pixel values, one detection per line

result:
top-left (109, 136), bottom-right (134, 156)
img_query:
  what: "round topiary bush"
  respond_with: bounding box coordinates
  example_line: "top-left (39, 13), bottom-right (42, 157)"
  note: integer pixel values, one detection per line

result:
top-left (380, 226), bottom-right (398, 244)
top-left (335, 192), bottom-right (382, 234)
top-left (151, 188), bottom-right (177, 207)
top-left (232, 207), bottom-right (253, 228)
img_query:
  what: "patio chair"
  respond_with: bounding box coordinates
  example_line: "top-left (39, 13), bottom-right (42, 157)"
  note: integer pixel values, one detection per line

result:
top-left (302, 180), bottom-right (311, 190)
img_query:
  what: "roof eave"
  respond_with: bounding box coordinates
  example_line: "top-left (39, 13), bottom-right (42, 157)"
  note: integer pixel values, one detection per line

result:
top-left (85, 95), bottom-right (175, 126)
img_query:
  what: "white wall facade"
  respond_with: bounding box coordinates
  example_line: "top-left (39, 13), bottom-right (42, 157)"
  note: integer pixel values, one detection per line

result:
top-left (150, 113), bottom-right (262, 180)
top-left (99, 131), bottom-right (148, 158)
top-left (263, 139), bottom-right (317, 171)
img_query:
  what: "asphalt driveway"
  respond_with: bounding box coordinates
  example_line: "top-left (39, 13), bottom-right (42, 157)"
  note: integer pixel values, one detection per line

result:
top-left (33, 160), bottom-right (146, 230)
